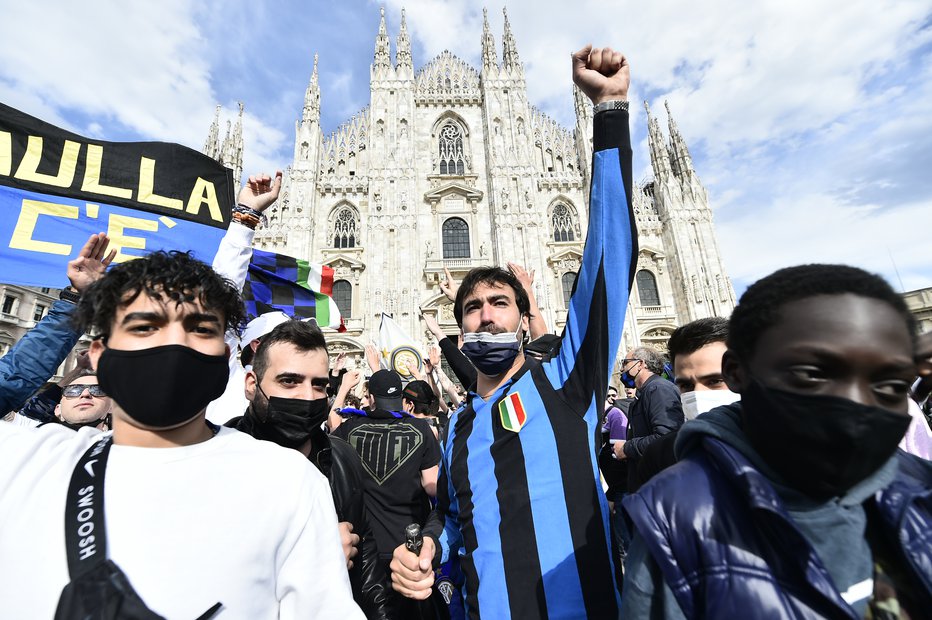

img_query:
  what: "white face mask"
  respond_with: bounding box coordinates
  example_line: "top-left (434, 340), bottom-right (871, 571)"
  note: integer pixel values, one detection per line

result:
top-left (681, 389), bottom-right (740, 421)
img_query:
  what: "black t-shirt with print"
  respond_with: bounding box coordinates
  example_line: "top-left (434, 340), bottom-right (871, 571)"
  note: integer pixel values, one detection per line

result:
top-left (333, 408), bottom-right (441, 555)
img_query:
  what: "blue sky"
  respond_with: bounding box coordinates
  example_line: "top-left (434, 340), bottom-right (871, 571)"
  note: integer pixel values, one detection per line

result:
top-left (1, 0), bottom-right (930, 296)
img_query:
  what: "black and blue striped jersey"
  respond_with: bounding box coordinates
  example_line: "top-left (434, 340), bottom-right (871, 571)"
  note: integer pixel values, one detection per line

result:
top-left (433, 109), bottom-right (637, 619)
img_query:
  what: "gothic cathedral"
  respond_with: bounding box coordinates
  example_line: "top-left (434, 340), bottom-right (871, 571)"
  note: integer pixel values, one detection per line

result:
top-left (205, 8), bottom-right (736, 366)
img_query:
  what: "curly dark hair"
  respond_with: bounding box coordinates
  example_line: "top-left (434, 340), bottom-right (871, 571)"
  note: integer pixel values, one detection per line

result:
top-left (74, 250), bottom-right (246, 338)
top-left (453, 266), bottom-right (532, 328)
top-left (727, 264), bottom-right (916, 362)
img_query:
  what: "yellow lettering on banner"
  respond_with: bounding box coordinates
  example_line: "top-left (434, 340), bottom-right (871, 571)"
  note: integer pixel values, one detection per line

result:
top-left (9, 199), bottom-right (79, 255)
top-left (107, 214), bottom-right (159, 263)
top-left (186, 177), bottom-right (223, 223)
top-left (14, 136), bottom-right (81, 187)
top-left (138, 157), bottom-right (182, 211)
top-left (81, 145), bottom-right (133, 199)
top-left (0, 131), bottom-right (11, 176)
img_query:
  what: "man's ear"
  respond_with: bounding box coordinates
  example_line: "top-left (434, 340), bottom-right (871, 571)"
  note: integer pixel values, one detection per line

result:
top-left (244, 370), bottom-right (258, 401)
top-left (250, 339), bottom-right (261, 353)
top-left (54, 403), bottom-right (63, 421)
top-left (88, 339), bottom-right (106, 371)
top-left (721, 349), bottom-right (746, 394)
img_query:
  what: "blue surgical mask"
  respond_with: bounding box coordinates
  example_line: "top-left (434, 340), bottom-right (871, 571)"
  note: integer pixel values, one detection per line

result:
top-left (620, 361), bottom-right (641, 389)
top-left (461, 323), bottom-right (523, 376)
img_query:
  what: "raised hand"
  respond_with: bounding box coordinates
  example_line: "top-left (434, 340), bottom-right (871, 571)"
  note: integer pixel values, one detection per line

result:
top-left (439, 266), bottom-right (459, 301)
top-left (365, 343), bottom-right (382, 373)
top-left (507, 262), bottom-right (535, 294)
top-left (67, 233), bottom-right (116, 293)
top-left (428, 345), bottom-right (441, 369)
top-left (333, 352), bottom-right (347, 373)
top-left (237, 171), bottom-right (283, 213)
top-left (572, 44), bottom-right (629, 104)
top-left (420, 309), bottom-right (445, 340)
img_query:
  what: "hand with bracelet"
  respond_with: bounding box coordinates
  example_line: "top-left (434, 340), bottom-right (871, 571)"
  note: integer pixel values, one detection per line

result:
top-left (233, 171), bottom-right (283, 229)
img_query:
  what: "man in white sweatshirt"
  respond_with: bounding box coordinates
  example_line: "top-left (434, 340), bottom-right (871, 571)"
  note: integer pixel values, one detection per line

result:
top-left (0, 243), bottom-right (362, 618)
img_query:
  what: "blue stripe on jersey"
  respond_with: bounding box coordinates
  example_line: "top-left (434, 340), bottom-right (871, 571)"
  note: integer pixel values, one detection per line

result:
top-left (464, 393), bottom-right (510, 617)
top-left (544, 148), bottom-right (632, 392)
top-left (513, 375), bottom-right (587, 616)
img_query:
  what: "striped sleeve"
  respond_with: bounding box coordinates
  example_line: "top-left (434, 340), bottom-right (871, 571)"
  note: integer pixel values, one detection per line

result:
top-left (544, 109), bottom-right (637, 411)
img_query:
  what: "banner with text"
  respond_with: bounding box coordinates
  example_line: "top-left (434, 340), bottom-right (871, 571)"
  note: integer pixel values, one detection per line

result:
top-left (0, 102), bottom-right (234, 288)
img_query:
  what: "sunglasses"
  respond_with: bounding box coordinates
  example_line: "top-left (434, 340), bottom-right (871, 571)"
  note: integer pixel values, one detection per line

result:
top-left (62, 384), bottom-right (107, 398)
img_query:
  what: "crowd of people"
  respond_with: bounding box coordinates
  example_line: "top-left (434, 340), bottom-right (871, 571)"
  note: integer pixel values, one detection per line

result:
top-left (1, 43), bottom-right (930, 620)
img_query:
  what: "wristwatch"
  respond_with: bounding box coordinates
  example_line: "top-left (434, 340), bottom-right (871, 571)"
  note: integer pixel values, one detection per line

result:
top-left (593, 100), bottom-right (629, 114)
top-left (59, 286), bottom-right (81, 304)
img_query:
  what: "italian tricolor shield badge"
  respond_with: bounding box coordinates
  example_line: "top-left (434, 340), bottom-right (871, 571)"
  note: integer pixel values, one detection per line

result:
top-left (498, 393), bottom-right (527, 433)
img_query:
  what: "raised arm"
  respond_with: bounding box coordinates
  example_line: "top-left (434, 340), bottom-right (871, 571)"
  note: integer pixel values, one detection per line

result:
top-left (211, 171), bottom-right (283, 290)
top-left (546, 45), bottom-right (636, 412)
top-left (0, 234), bottom-right (113, 413)
top-left (507, 262), bottom-right (549, 340)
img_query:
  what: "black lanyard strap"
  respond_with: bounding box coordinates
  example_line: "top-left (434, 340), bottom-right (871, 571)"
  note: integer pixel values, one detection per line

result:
top-left (65, 436), bottom-right (113, 579)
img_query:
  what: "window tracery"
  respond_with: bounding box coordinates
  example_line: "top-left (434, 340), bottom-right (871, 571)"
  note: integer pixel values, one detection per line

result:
top-left (551, 204), bottom-right (576, 242)
top-left (438, 123), bottom-right (466, 175)
top-left (332, 207), bottom-right (358, 248)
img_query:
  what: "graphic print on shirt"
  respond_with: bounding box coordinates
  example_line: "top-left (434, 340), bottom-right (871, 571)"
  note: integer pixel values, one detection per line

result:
top-left (346, 423), bottom-right (424, 484)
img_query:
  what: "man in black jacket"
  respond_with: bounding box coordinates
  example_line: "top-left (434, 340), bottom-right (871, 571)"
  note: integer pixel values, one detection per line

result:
top-left (613, 346), bottom-right (684, 491)
top-left (227, 320), bottom-right (394, 619)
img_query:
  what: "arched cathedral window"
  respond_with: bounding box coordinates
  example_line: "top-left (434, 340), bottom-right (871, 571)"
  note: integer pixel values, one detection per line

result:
top-left (562, 272), bottom-right (577, 309)
top-left (442, 218), bottom-right (470, 258)
top-left (332, 280), bottom-right (352, 318)
top-left (552, 204), bottom-right (576, 242)
top-left (438, 122), bottom-right (466, 175)
top-left (332, 207), bottom-right (357, 249)
top-left (636, 270), bottom-right (661, 307)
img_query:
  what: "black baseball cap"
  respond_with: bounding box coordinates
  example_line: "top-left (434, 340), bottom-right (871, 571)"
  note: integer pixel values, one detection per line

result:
top-left (369, 369), bottom-right (404, 411)
top-left (403, 380), bottom-right (434, 405)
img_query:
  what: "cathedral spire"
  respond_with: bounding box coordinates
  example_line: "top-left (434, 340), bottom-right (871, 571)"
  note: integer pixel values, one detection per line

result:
top-left (302, 54), bottom-right (320, 124)
top-left (501, 7), bottom-right (521, 71)
top-left (664, 100), bottom-right (696, 178)
top-left (373, 6), bottom-right (392, 71)
top-left (396, 8), bottom-right (412, 70)
top-left (644, 100), bottom-right (672, 181)
top-left (481, 7), bottom-right (499, 70)
top-left (204, 104), bottom-right (220, 159)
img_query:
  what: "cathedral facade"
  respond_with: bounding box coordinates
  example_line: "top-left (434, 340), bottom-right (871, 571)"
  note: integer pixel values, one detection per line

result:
top-left (206, 8), bottom-right (736, 372)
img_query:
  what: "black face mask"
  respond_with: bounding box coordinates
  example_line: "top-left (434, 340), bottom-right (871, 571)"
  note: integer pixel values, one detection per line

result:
top-left (247, 386), bottom-right (329, 449)
top-left (96, 345), bottom-right (228, 429)
top-left (740, 378), bottom-right (911, 499)
top-left (60, 414), bottom-right (111, 432)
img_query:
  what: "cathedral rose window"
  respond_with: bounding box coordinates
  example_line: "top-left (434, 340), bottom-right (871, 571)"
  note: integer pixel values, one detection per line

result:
top-left (551, 204), bottom-right (576, 242)
top-left (333, 207), bottom-right (358, 248)
top-left (438, 123), bottom-right (466, 175)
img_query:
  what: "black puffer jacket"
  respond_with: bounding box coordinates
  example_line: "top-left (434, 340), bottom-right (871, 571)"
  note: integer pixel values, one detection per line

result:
top-left (228, 419), bottom-right (395, 619)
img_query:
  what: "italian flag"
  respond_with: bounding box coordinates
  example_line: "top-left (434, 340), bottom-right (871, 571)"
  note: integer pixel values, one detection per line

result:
top-left (245, 249), bottom-right (345, 331)
top-left (498, 392), bottom-right (527, 432)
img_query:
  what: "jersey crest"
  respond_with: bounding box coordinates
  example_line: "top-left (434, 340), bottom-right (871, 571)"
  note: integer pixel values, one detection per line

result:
top-left (498, 392), bottom-right (528, 433)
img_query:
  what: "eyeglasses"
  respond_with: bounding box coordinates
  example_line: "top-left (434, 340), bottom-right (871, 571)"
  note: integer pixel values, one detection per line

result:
top-left (62, 384), bottom-right (107, 398)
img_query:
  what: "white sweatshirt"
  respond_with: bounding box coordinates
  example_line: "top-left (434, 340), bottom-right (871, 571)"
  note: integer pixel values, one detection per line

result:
top-left (0, 423), bottom-right (363, 619)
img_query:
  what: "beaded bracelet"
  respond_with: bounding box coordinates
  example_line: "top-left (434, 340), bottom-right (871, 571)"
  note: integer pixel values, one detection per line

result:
top-left (232, 211), bottom-right (260, 230)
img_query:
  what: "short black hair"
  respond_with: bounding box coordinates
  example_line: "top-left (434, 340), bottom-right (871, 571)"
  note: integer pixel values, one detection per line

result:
top-left (728, 264), bottom-right (916, 361)
top-left (454, 266), bottom-right (531, 328)
top-left (75, 250), bottom-right (246, 339)
top-left (252, 320), bottom-right (328, 381)
top-left (667, 317), bottom-right (730, 367)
